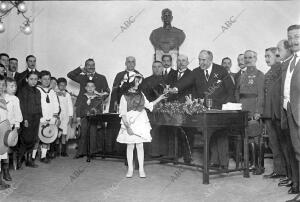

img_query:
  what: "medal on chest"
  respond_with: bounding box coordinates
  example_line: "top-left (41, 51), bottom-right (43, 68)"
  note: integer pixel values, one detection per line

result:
top-left (248, 75), bottom-right (256, 85)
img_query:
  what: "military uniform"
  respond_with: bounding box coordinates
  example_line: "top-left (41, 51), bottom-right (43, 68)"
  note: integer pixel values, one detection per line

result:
top-left (236, 66), bottom-right (265, 120)
top-left (236, 66), bottom-right (264, 172)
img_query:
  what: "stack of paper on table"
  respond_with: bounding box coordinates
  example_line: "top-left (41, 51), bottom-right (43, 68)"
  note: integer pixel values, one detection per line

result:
top-left (222, 102), bottom-right (242, 110)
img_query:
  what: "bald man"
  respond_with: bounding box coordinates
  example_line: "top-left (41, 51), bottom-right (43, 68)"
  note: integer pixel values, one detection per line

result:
top-left (107, 56), bottom-right (140, 154)
top-left (172, 50), bottom-right (235, 168)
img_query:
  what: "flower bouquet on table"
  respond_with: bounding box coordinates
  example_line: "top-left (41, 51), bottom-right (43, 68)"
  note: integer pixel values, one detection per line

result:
top-left (153, 96), bottom-right (207, 124)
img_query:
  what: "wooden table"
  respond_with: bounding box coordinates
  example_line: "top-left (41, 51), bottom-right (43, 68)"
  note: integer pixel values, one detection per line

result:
top-left (85, 113), bottom-right (122, 162)
top-left (148, 110), bottom-right (249, 184)
top-left (85, 110), bottom-right (249, 184)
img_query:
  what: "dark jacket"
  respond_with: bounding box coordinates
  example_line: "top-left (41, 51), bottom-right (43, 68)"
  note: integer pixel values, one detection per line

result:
top-left (141, 75), bottom-right (165, 102)
top-left (263, 63), bottom-right (282, 119)
top-left (17, 84), bottom-right (42, 120)
top-left (170, 68), bottom-right (194, 102)
top-left (15, 69), bottom-right (40, 91)
top-left (175, 64), bottom-right (235, 109)
top-left (109, 70), bottom-right (140, 112)
top-left (163, 68), bottom-right (177, 86)
top-left (67, 67), bottom-right (110, 106)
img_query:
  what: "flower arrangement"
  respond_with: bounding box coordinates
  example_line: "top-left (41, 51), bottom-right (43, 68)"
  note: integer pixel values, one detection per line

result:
top-left (152, 99), bottom-right (207, 124)
top-left (153, 99), bottom-right (207, 115)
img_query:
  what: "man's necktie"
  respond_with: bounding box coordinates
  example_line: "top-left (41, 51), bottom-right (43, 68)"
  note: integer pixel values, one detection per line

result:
top-left (164, 69), bottom-right (168, 76)
top-left (177, 71), bottom-right (183, 80)
top-left (205, 70), bottom-right (209, 81)
top-left (290, 54), bottom-right (298, 73)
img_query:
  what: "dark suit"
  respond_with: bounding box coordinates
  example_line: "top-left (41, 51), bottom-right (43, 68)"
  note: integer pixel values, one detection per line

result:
top-left (109, 70), bottom-right (140, 113)
top-left (263, 63), bottom-right (286, 175)
top-left (175, 64), bottom-right (235, 166)
top-left (163, 68), bottom-right (177, 87)
top-left (281, 54), bottom-right (300, 186)
top-left (140, 75), bottom-right (165, 156)
top-left (7, 71), bottom-right (19, 80)
top-left (67, 67), bottom-right (110, 107)
top-left (176, 64), bottom-right (235, 108)
top-left (15, 69), bottom-right (40, 91)
top-left (234, 70), bottom-right (242, 85)
top-left (141, 75), bottom-right (165, 102)
top-left (169, 69), bottom-right (193, 102)
top-left (173, 68), bottom-right (195, 162)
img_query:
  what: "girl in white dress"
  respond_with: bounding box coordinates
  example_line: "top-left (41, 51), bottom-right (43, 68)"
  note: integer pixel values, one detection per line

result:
top-left (117, 73), bottom-right (166, 178)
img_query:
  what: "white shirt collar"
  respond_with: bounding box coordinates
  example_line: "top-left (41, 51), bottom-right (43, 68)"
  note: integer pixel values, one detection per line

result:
top-left (178, 67), bottom-right (187, 73)
top-left (282, 54), bottom-right (293, 63)
top-left (164, 67), bottom-right (171, 74)
top-left (27, 68), bottom-right (36, 72)
top-left (204, 63), bottom-right (213, 75)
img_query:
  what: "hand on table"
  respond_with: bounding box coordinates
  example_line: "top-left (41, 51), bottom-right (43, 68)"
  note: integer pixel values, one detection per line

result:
top-left (24, 120), bottom-right (28, 127)
top-left (253, 113), bottom-right (261, 120)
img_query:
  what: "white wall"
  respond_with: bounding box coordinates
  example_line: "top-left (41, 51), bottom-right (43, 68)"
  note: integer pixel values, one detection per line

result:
top-left (0, 1), bottom-right (299, 94)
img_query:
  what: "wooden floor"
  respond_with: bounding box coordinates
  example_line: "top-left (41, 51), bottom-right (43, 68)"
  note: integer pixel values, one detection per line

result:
top-left (0, 147), bottom-right (295, 202)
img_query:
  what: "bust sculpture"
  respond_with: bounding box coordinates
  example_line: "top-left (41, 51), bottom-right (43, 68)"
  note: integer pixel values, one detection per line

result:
top-left (149, 8), bottom-right (186, 69)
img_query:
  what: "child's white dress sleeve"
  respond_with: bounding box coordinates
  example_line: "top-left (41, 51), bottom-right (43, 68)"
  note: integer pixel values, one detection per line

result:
top-left (14, 96), bottom-right (23, 128)
top-left (142, 93), bottom-right (154, 112)
top-left (119, 95), bottom-right (127, 116)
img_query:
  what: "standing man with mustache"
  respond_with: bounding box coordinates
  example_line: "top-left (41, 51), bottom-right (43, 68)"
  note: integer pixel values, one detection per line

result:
top-left (235, 50), bottom-right (265, 174)
top-left (276, 39), bottom-right (298, 190)
top-left (284, 24), bottom-right (300, 202)
top-left (263, 47), bottom-right (287, 180)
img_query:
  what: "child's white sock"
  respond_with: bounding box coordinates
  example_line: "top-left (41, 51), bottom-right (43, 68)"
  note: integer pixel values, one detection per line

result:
top-left (126, 144), bottom-right (134, 177)
top-left (136, 143), bottom-right (144, 172)
top-left (41, 148), bottom-right (47, 159)
top-left (32, 149), bottom-right (37, 159)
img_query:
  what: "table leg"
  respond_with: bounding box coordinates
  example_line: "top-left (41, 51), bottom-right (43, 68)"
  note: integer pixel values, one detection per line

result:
top-left (243, 127), bottom-right (249, 178)
top-left (86, 118), bottom-right (91, 162)
top-left (102, 122), bottom-right (106, 159)
top-left (203, 127), bottom-right (209, 184)
top-left (174, 129), bottom-right (178, 164)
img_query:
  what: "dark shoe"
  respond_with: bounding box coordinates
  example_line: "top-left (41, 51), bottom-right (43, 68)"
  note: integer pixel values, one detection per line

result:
top-left (40, 157), bottom-right (50, 164)
top-left (220, 165), bottom-right (228, 170)
top-left (280, 177), bottom-right (290, 182)
top-left (286, 193), bottom-right (300, 202)
top-left (47, 151), bottom-right (55, 159)
top-left (210, 164), bottom-right (219, 168)
top-left (0, 179), bottom-right (10, 190)
top-left (253, 167), bottom-right (265, 175)
top-left (61, 144), bottom-right (68, 157)
top-left (26, 157), bottom-right (38, 168)
top-left (184, 158), bottom-right (192, 164)
top-left (73, 154), bottom-right (84, 159)
top-left (288, 184), bottom-right (300, 194)
top-left (279, 180), bottom-right (293, 187)
top-left (263, 172), bottom-right (285, 179)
